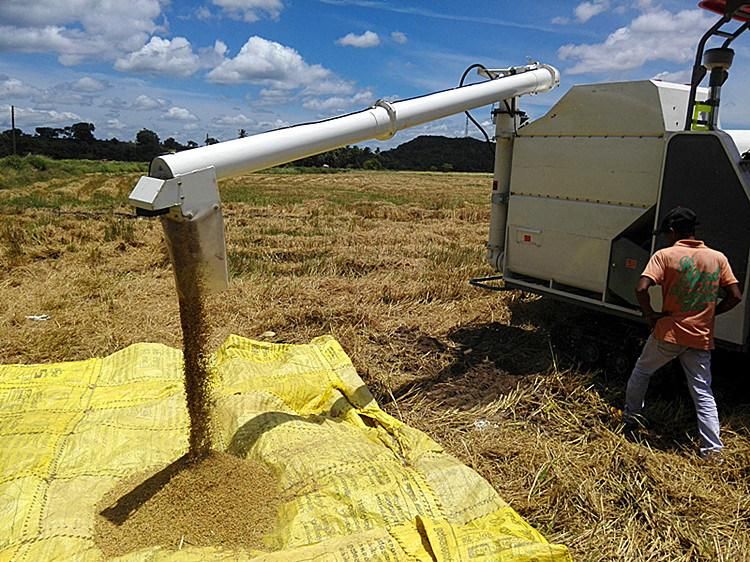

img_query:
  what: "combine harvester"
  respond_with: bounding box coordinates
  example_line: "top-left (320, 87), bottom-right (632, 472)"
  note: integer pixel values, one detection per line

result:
top-left (130, 0), bottom-right (750, 371)
top-left (472, 0), bottom-right (750, 371)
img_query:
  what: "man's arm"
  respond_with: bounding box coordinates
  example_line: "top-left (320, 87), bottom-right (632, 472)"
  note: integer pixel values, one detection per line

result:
top-left (716, 283), bottom-right (742, 315)
top-left (635, 275), bottom-right (666, 329)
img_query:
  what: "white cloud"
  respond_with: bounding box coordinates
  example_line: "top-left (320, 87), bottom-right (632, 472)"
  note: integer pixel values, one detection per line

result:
top-left (33, 87), bottom-right (93, 108)
top-left (652, 69), bottom-right (691, 83)
top-left (257, 118), bottom-right (290, 130)
top-left (0, 25), bottom-right (79, 57)
top-left (558, 8), bottom-right (714, 74)
top-left (336, 30), bottom-right (381, 48)
top-left (390, 31), bottom-right (407, 44)
top-left (3, 105), bottom-right (80, 127)
top-left (106, 118), bottom-right (127, 130)
top-left (195, 6), bottom-right (214, 20)
top-left (0, 76), bottom-right (37, 98)
top-left (0, 0), bottom-right (164, 65)
top-left (208, 36), bottom-right (333, 89)
top-left (216, 113), bottom-right (255, 125)
top-left (574, 1), bottom-right (610, 23)
top-left (257, 88), bottom-right (293, 102)
top-left (0, 0), bottom-right (158, 28)
top-left (163, 106), bottom-right (198, 121)
top-left (132, 94), bottom-right (169, 110)
top-left (115, 37), bottom-right (201, 77)
top-left (551, 16), bottom-right (570, 25)
top-left (211, 0), bottom-right (283, 22)
top-left (102, 97), bottom-right (130, 110)
top-left (71, 76), bottom-right (108, 92)
top-left (303, 90), bottom-right (374, 113)
top-left (720, 71), bottom-right (750, 128)
top-left (302, 77), bottom-right (355, 96)
top-left (198, 40), bottom-right (229, 67)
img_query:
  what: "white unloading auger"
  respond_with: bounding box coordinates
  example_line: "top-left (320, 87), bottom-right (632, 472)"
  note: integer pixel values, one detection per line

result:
top-left (128, 62), bottom-right (559, 292)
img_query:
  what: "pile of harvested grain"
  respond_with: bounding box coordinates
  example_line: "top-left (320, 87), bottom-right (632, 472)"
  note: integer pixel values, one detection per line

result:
top-left (93, 220), bottom-right (286, 557)
top-left (163, 218), bottom-right (213, 458)
top-left (95, 452), bottom-right (282, 556)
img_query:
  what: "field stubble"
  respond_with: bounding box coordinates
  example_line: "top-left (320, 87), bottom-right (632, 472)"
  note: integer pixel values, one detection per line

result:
top-left (1, 168), bottom-right (750, 561)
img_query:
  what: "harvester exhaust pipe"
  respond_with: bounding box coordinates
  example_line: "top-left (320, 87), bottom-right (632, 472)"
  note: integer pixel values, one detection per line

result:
top-left (703, 47), bottom-right (734, 129)
top-left (129, 63), bottom-right (559, 292)
top-left (686, 1), bottom-right (749, 130)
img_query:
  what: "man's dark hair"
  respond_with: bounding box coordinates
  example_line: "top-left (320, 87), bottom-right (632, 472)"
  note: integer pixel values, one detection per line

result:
top-left (658, 206), bottom-right (698, 237)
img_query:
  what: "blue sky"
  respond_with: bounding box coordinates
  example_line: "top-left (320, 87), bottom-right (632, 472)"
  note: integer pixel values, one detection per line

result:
top-left (0, 1), bottom-right (747, 149)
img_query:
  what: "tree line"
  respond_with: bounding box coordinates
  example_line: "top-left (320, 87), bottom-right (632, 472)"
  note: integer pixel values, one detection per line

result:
top-left (0, 123), bottom-right (197, 163)
top-left (0, 122), bottom-right (495, 172)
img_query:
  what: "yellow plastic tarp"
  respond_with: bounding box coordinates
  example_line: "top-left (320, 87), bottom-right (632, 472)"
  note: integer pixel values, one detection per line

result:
top-left (0, 335), bottom-right (572, 561)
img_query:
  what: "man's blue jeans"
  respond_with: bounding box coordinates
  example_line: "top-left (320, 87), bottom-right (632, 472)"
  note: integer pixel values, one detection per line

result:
top-left (624, 334), bottom-right (722, 456)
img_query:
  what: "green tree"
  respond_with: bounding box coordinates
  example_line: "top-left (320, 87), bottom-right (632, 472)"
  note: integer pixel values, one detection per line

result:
top-left (136, 128), bottom-right (161, 161)
top-left (71, 122), bottom-right (96, 142)
top-left (35, 127), bottom-right (61, 139)
top-left (163, 137), bottom-right (184, 152)
top-left (0, 128), bottom-right (32, 157)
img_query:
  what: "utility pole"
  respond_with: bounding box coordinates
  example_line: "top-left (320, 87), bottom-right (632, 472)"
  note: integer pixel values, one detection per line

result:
top-left (11, 105), bottom-right (17, 156)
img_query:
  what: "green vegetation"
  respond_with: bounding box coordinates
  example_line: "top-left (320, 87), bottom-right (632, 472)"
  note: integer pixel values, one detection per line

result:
top-left (0, 155), bottom-right (145, 190)
top-left (0, 156), bottom-right (487, 215)
top-left (378, 136), bottom-right (494, 172)
top-left (265, 166), bottom-right (350, 174)
top-left (3, 116), bottom-right (495, 172)
top-left (103, 217), bottom-right (137, 245)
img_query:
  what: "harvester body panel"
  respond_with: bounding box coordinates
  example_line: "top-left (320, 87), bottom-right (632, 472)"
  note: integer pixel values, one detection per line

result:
top-left (495, 80), bottom-right (750, 349)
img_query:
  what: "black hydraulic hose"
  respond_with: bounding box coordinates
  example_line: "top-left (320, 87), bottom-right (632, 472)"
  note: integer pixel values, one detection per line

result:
top-left (458, 63), bottom-right (495, 161)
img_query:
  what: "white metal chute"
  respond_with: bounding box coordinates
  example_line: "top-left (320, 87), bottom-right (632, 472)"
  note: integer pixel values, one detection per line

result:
top-left (129, 62), bottom-right (559, 294)
top-left (146, 63), bottom-right (559, 181)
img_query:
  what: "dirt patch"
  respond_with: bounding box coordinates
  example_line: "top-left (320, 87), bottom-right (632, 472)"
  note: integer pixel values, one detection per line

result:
top-left (94, 451), bottom-right (282, 556)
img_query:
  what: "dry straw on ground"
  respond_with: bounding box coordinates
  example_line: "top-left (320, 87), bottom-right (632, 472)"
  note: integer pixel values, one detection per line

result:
top-left (2, 168), bottom-right (749, 561)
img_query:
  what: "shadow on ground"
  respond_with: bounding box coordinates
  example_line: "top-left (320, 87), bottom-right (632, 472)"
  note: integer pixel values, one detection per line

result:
top-left (100, 456), bottom-right (188, 525)
top-left (388, 322), bottom-right (554, 409)
top-left (379, 303), bottom-right (750, 454)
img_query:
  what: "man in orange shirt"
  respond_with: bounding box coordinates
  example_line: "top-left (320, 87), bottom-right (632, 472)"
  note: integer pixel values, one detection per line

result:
top-left (624, 206), bottom-right (742, 458)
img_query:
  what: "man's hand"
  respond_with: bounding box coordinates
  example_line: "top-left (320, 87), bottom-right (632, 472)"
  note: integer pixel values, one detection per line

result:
top-left (716, 283), bottom-right (742, 315)
top-left (644, 311), bottom-right (668, 330)
top-left (635, 275), bottom-right (664, 330)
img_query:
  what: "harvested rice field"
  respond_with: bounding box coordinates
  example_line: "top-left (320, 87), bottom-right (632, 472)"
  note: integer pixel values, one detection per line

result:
top-left (1, 164), bottom-right (750, 561)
